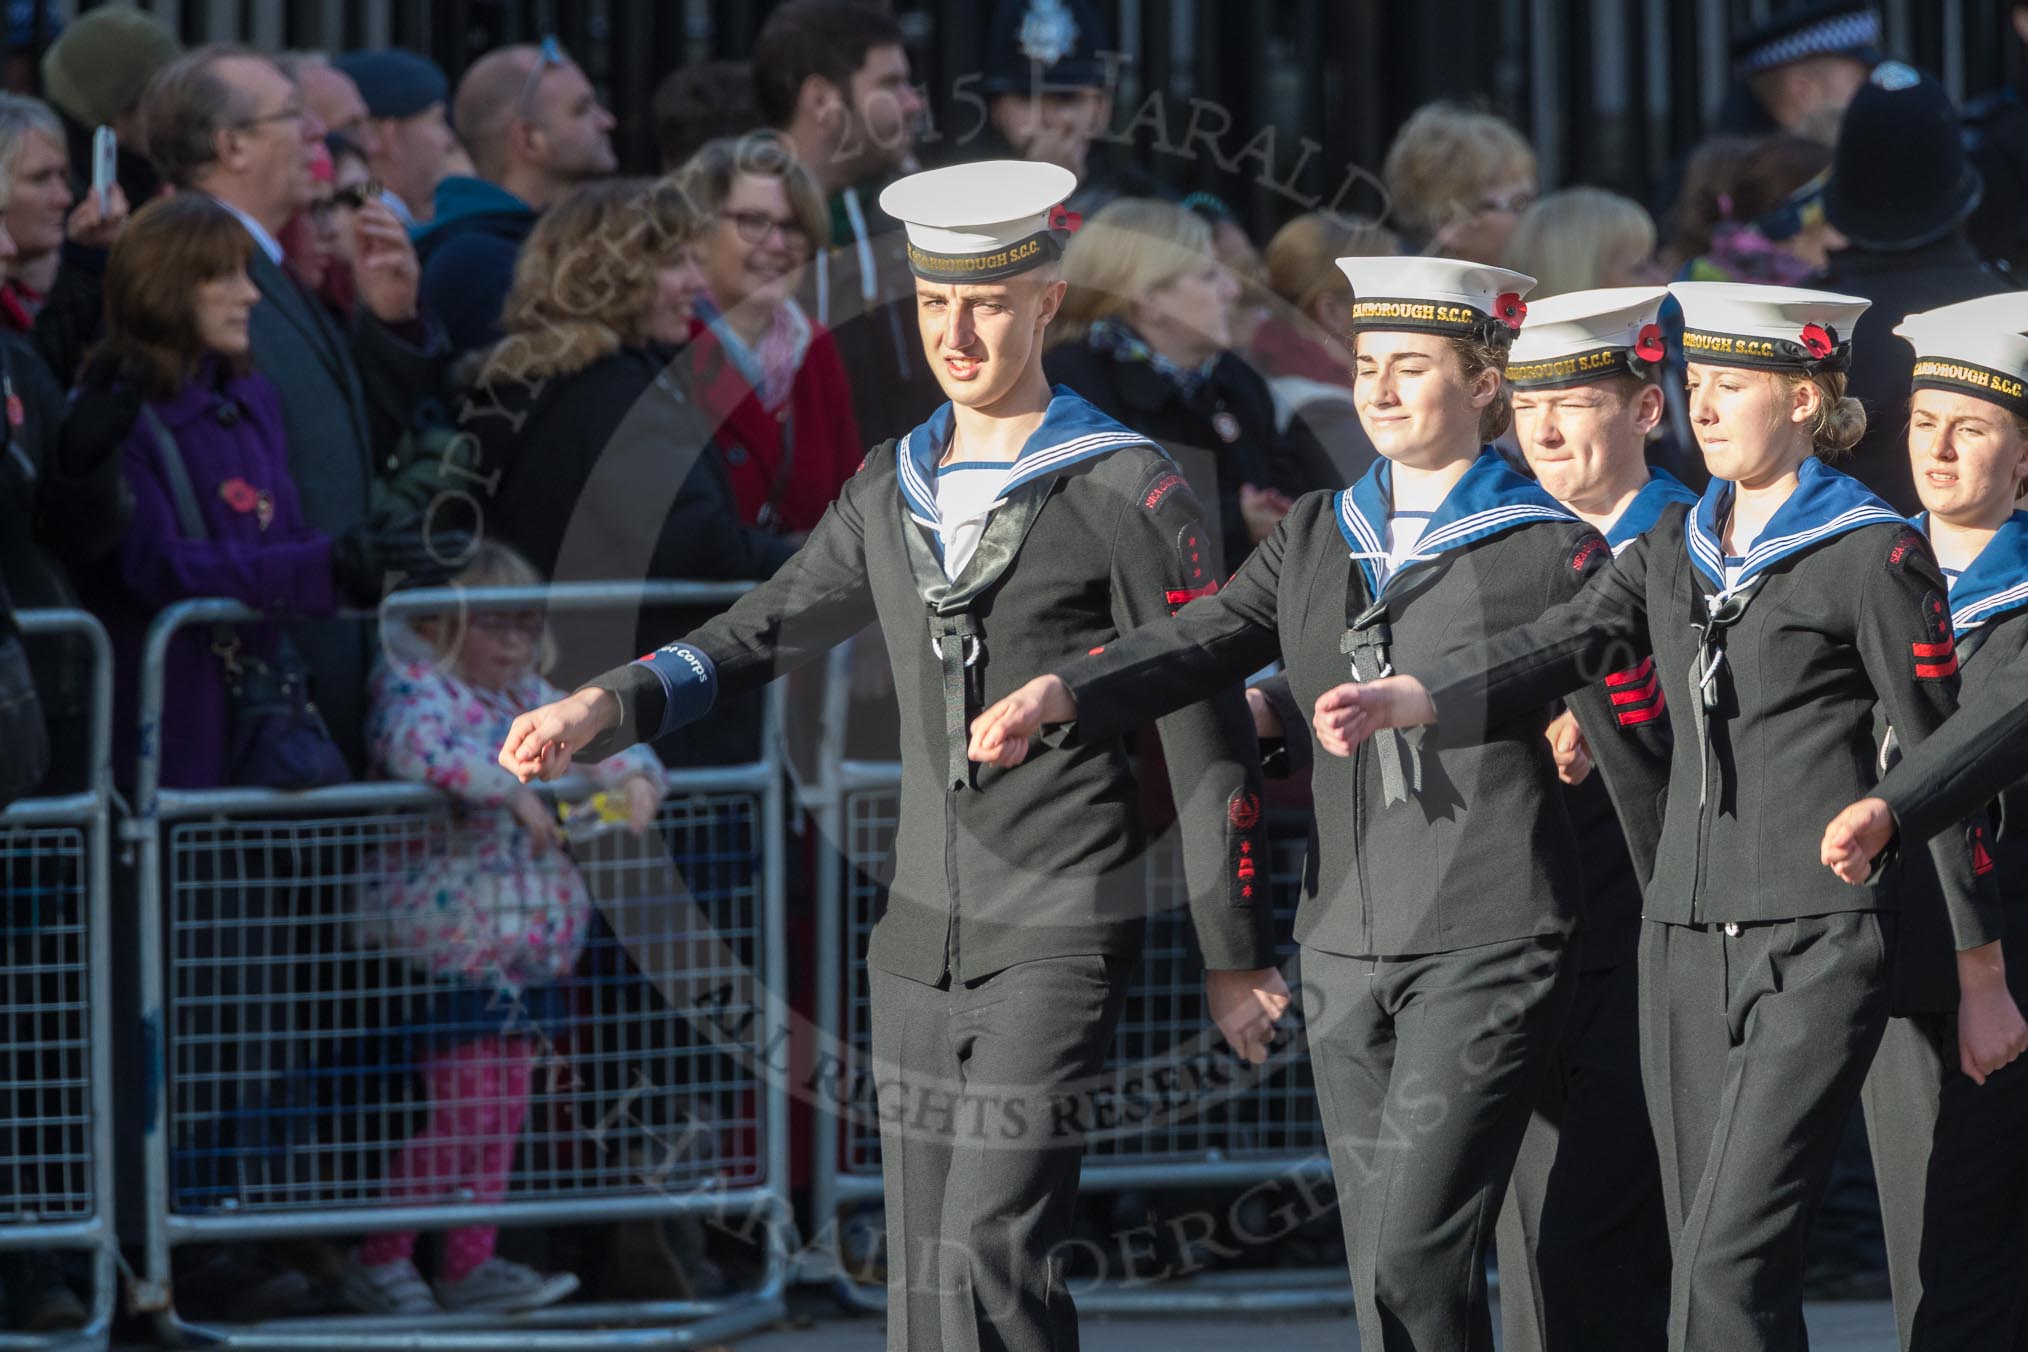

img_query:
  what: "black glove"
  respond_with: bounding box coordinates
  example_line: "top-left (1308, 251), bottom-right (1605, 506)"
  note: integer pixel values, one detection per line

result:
top-left (330, 514), bottom-right (472, 605)
top-left (55, 349), bottom-right (145, 479)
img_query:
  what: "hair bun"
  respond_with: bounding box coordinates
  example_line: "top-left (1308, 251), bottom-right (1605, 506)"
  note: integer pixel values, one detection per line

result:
top-left (1818, 394), bottom-right (1867, 456)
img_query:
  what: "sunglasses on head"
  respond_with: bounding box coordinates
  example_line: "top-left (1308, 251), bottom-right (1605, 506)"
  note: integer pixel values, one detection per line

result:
top-left (515, 36), bottom-right (568, 118)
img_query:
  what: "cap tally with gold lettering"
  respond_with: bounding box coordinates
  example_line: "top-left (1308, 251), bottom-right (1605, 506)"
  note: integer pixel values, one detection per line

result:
top-left (1505, 286), bottom-right (1671, 391)
top-left (1334, 255), bottom-right (1537, 348)
top-left (1668, 281), bottom-right (1869, 374)
top-left (879, 160), bottom-right (1080, 284)
top-left (1894, 293), bottom-right (2028, 418)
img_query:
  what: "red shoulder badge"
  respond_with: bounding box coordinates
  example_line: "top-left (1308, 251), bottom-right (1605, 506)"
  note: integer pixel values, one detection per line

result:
top-left (1886, 527), bottom-right (1928, 572)
top-left (1913, 590), bottom-right (1957, 680)
top-left (1143, 472), bottom-right (1188, 512)
top-left (1569, 533), bottom-right (1608, 576)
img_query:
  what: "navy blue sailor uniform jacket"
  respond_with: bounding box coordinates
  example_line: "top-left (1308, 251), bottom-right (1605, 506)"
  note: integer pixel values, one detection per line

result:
top-left (578, 390), bottom-right (1275, 985)
top-left (1877, 510), bottom-right (2028, 1010)
top-left (1247, 469), bottom-right (1692, 970)
top-left (1417, 457), bottom-right (2003, 953)
top-left (1047, 447), bottom-right (1621, 959)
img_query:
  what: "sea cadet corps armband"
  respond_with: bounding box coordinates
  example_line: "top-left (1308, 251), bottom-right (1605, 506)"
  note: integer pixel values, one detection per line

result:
top-left (633, 641), bottom-right (719, 739)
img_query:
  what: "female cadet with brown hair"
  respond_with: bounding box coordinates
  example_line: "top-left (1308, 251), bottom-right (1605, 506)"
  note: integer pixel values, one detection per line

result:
top-left (1296, 281), bottom-right (2024, 1352)
top-left (972, 257), bottom-right (1632, 1351)
top-left (1830, 293), bottom-right (2028, 1351)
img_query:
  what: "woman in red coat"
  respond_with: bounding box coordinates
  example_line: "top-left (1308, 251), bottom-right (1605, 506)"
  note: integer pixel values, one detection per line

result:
top-left (677, 134), bottom-right (860, 534)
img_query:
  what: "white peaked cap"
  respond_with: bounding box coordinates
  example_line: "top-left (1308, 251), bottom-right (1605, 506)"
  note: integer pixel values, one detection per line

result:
top-left (878, 160), bottom-right (1079, 282)
top-left (1895, 293), bottom-right (2028, 415)
top-left (1334, 255), bottom-right (1537, 344)
top-left (1667, 280), bottom-right (1870, 372)
top-left (1506, 286), bottom-right (1671, 389)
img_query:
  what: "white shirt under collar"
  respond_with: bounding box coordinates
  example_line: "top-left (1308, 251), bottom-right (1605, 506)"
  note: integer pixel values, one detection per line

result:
top-left (211, 195), bottom-right (284, 266)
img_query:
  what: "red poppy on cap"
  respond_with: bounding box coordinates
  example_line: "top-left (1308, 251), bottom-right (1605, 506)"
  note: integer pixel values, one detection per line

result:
top-left (1494, 292), bottom-right (1527, 329)
top-left (1634, 323), bottom-right (1666, 363)
top-left (1048, 204), bottom-right (1082, 234)
top-left (1800, 323), bottom-right (1835, 359)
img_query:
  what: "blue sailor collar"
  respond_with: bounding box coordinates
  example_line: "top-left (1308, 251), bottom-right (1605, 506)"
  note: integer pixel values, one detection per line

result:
top-left (1334, 447), bottom-right (1578, 598)
top-left (1918, 509), bottom-right (2028, 637)
top-left (895, 386), bottom-right (1156, 540)
top-left (1606, 469), bottom-right (1700, 553)
top-left (1687, 456), bottom-right (1905, 597)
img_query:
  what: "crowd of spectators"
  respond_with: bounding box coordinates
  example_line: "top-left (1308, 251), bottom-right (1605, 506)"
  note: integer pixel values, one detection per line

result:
top-left (3, 0), bottom-right (2026, 1330)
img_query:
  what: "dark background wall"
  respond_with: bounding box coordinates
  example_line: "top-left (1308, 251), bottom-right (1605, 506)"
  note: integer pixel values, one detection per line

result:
top-left (14, 0), bottom-right (2026, 233)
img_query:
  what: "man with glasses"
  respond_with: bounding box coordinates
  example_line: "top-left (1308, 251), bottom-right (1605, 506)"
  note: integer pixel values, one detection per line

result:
top-left (415, 39), bottom-right (617, 359)
top-left (140, 44), bottom-right (445, 773)
top-left (334, 48), bottom-right (459, 229)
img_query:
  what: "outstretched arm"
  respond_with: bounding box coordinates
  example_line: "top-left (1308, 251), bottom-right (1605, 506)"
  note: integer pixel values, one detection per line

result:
top-left (500, 460), bottom-right (881, 779)
top-left (968, 496), bottom-right (1296, 768)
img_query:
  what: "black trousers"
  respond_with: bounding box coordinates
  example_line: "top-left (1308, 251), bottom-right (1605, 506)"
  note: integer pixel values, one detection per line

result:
top-left (1301, 934), bottom-right (1575, 1352)
top-left (1863, 1004), bottom-right (2028, 1352)
top-left (1496, 956), bottom-right (1670, 1352)
top-left (1640, 914), bottom-right (1893, 1352)
top-left (869, 954), bottom-right (1131, 1352)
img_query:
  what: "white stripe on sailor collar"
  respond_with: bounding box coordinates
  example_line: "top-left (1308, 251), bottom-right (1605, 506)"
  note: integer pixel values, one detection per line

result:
top-left (1689, 458), bottom-right (1904, 597)
top-left (897, 388), bottom-right (1156, 539)
top-left (1922, 510), bottom-right (2028, 635)
top-left (1335, 448), bottom-right (1577, 598)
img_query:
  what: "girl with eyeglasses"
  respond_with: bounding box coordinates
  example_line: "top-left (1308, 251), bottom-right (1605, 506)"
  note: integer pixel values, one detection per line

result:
top-left (342, 539), bottom-right (666, 1316)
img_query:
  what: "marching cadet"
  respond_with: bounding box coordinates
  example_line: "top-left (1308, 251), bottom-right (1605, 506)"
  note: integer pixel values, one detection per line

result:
top-left (1835, 294), bottom-right (2028, 1352)
top-left (1494, 286), bottom-right (1687, 1352)
top-left (1300, 280), bottom-right (2018, 1352)
top-left (496, 159), bottom-right (1290, 1352)
top-left (972, 256), bottom-right (1631, 1351)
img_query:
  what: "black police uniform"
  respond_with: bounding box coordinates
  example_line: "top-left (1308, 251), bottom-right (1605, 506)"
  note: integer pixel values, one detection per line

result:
top-left (1414, 459), bottom-right (2002, 1352)
top-left (1042, 450), bottom-right (1621, 1351)
top-left (1860, 510), bottom-right (2028, 1352)
top-left (579, 391), bottom-right (1273, 1352)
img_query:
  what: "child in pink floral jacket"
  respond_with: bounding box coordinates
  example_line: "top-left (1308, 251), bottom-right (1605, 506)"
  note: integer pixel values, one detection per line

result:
top-left (341, 543), bottom-right (665, 1316)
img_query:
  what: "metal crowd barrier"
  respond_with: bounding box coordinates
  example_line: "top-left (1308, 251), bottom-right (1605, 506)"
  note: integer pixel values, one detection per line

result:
top-left (802, 641), bottom-right (1355, 1315)
top-left (128, 584), bottom-right (792, 1350)
top-left (0, 610), bottom-right (117, 1352)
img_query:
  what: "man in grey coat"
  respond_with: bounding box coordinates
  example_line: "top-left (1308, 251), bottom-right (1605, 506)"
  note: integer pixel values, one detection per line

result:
top-left (141, 44), bottom-right (448, 768)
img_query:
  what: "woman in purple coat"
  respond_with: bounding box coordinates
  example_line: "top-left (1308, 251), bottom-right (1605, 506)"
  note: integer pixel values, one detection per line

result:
top-left (90, 195), bottom-right (440, 790)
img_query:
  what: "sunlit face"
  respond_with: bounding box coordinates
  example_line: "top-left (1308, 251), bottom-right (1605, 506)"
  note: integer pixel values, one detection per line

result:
top-left (1684, 363), bottom-right (1815, 488)
top-left (1353, 331), bottom-right (1497, 468)
top-left (913, 271), bottom-right (1064, 412)
top-left (1909, 387), bottom-right (2028, 527)
top-left (847, 43), bottom-right (923, 170)
top-left (1436, 175), bottom-right (1537, 265)
top-left (1512, 379), bottom-right (1662, 508)
top-left (194, 268), bottom-right (261, 355)
top-left (423, 610), bottom-right (541, 692)
top-left (694, 172), bottom-right (811, 313)
top-left (5, 130), bottom-right (72, 259)
top-left (1133, 256), bottom-right (1238, 364)
top-left (648, 247), bottom-right (708, 345)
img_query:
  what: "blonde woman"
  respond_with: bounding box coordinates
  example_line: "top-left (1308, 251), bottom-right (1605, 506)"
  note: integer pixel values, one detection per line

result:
top-left (1045, 197), bottom-right (1316, 574)
top-left (477, 178), bottom-right (797, 770)
top-left (1503, 188), bottom-right (1662, 299)
top-left (1251, 211), bottom-right (1397, 484)
top-left (1382, 100), bottom-right (1539, 262)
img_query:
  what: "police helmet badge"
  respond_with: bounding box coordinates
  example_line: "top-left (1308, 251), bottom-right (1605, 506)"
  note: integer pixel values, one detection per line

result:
top-left (1018, 0), bottom-right (1080, 66)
